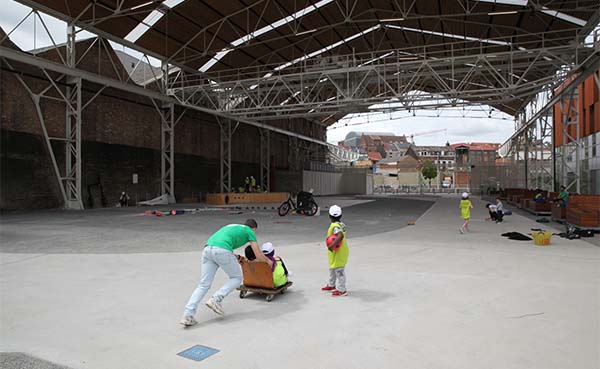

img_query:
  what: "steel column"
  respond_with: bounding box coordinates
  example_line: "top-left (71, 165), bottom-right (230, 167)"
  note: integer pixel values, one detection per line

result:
top-left (259, 128), bottom-right (271, 192)
top-left (62, 24), bottom-right (84, 209)
top-left (63, 76), bottom-right (83, 209)
top-left (160, 103), bottom-right (176, 203)
top-left (219, 119), bottom-right (233, 193)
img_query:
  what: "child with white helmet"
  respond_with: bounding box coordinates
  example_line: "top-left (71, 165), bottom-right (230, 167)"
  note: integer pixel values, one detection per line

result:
top-left (321, 205), bottom-right (349, 297)
top-left (459, 192), bottom-right (473, 234)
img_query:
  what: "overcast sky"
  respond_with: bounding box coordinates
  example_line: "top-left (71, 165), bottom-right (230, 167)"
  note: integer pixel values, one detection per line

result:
top-left (0, 0), bottom-right (517, 146)
top-left (327, 109), bottom-right (514, 146)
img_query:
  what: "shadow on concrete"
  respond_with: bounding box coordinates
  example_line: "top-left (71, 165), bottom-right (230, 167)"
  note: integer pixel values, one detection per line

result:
top-left (344, 289), bottom-right (394, 303)
top-left (185, 290), bottom-right (308, 330)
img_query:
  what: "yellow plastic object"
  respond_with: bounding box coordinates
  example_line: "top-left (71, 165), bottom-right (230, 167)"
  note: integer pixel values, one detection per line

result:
top-left (532, 231), bottom-right (552, 246)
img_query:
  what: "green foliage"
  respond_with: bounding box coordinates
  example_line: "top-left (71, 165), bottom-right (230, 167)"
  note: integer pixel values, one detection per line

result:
top-left (421, 161), bottom-right (438, 181)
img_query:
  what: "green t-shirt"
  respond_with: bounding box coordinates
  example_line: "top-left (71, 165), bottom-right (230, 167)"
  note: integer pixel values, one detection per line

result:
top-left (206, 224), bottom-right (257, 251)
top-left (559, 191), bottom-right (569, 201)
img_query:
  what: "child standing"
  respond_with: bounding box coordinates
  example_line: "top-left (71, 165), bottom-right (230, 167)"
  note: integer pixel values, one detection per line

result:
top-left (321, 205), bottom-right (349, 297)
top-left (459, 192), bottom-right (473, 234)
top-left (494, 197), bottom-right (504, 223)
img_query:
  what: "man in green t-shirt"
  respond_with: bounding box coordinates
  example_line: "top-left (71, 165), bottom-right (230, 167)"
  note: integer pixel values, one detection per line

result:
top-left (181, 219), bottom-right (271, 326)
top-left (556, 185), bottom-right (569, 207)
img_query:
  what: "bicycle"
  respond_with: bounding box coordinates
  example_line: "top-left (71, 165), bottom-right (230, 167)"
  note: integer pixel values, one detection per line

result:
top-left (278, 191), bottom-right (319, 216)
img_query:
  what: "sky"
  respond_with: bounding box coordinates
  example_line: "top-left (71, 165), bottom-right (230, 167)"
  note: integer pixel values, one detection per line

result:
top-left (0, 0), bottom-right (517, 147)
top-left (327, 108), bottom-right (515, 146)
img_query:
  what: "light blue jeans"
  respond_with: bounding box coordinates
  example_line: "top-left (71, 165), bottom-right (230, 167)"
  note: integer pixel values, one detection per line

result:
top-left (184, 246), bottom-right (242, 317)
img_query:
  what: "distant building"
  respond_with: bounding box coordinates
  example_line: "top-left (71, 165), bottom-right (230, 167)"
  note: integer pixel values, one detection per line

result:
top-left (451, 142), bottom-right (501, 188)
top-left (451, 142), bottom-right (500, 167)
top-left (395, 147), bottom-right (422, 187)
top-left (340, 131), bottom-right (408, 158)
top-left (414, 144), bottom-right (456, 173)
top-left (375, 142), bottom-right (500, 190)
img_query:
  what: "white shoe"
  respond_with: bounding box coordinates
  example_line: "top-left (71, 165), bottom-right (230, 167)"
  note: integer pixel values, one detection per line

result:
top-left (205, 298), bottom-right (225, 316)
top-left (180, 315), bottom-right (197, 327)
top-left (459, 227), bottom-right (464, 234)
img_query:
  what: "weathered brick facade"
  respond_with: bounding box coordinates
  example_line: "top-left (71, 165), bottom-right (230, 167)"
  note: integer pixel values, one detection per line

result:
top-left (1, 32), bottom-right (325, 209)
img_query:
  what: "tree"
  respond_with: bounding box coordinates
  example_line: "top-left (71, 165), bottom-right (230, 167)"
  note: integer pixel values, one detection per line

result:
top-left (421, 161), bottom-right (438, 188)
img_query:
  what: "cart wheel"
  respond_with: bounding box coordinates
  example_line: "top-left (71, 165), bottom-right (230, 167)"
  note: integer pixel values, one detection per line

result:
top-left (280, 288), bottom-right (286, 294)
top-left (266, 294), bottom-right (274, 302)
top-left (239, 290), bottom-right (248, 299)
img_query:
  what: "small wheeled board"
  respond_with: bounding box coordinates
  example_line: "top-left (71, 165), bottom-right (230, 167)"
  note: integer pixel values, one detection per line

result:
top-left (237, 281), bottom-right (293, 302)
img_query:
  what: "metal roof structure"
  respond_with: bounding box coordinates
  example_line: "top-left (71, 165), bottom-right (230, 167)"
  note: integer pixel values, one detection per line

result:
top-left (10, 0), bottom-right (600, 123)
top-left (1, 0), bottom-right (598, 208)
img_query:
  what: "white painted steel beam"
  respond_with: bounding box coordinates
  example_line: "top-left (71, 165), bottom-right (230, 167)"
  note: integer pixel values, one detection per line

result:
top-left (170, 38), bottom-right (596, 121)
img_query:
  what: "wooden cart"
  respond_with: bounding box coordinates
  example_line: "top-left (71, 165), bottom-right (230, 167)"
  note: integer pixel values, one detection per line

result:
top-left (236, 258), bottom-right (292, 302)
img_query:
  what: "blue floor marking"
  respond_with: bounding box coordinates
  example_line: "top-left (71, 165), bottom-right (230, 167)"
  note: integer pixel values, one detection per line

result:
top-left (177, 345), bottom-right (220, 362)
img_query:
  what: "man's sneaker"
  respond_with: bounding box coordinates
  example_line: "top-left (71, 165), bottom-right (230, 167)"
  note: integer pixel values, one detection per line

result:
top-left (332, 290), bottom-right (348, 297)
top-left (205, 298), bottom-right (225, 316)
top-left (180, 315), bottom-right (197, 327)
top-left (321, 285), bottom-right (336, 292)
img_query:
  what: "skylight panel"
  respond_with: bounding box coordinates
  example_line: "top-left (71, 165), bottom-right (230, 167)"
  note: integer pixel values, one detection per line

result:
top-left (199, 0), bottom-right (334, 72)
top-left (386, 25), bottom-right (513, 47)
top-left (359, 51), bottom-right (394, 67)
top-left (477, 1), bottom-right (586, 26)
top-left (125, 0), bottom-right (186, 43)
top-left (274, 25), bottom-right (382, 71)
top-left (540, 7), bottom-right (586, 26)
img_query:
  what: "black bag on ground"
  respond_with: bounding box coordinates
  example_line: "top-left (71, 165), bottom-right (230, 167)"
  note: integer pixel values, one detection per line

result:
top-left (577, 229), bottom-right (595, 238)
top-left (501, 232), bottom-right (533, 241)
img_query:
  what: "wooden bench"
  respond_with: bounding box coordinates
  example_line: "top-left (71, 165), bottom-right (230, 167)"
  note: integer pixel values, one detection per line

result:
top-left (566, 195), bottom-right (600, 228)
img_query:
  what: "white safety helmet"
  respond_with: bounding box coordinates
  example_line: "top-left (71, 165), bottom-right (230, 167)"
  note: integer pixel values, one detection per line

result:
top-left (328, 205), bottom-right (342, 217)
top-left (461, 192), bottom-right (469, 199)
top-left (260, 242), bottom-right (274, 254)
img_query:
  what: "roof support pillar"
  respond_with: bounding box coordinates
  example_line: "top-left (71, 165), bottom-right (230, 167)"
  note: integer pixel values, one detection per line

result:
top-left (160, 103), bottom-right (176, 203)
top-left (259, 128), bottom-right (271, 192)
top-left (219, 119), bottom-right (238, 193)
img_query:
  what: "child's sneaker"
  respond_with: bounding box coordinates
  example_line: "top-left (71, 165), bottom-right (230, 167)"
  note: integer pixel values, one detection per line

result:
top-left (332, 290), bottom-right (348, 297)
top-left (179, 315), bottom-right (197, 327)
top-left (459, 227), bottom-right (464, 234)
top-left (205, 298), bottom-right (225, 316)
top-left (321, 285), bottom-right (336, 292)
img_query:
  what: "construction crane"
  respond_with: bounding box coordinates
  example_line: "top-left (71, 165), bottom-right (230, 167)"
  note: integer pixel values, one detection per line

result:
top-left (409, 129), bottom-right (447, 144)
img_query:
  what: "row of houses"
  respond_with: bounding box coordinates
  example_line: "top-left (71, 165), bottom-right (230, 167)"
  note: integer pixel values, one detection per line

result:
top-left (337, 131), bottom-right (499, 189)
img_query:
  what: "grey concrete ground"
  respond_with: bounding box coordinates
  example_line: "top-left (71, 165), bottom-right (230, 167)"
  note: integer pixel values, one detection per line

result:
top-left (0, 353), bottom-right (71, 369)
top-left (0, 196), bottom-right (431, 254)
top-left (1, 195), bottom-right (599, 369)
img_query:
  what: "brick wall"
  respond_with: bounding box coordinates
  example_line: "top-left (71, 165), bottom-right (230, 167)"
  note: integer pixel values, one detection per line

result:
top-left (0, 35), bottom-right (325, 209)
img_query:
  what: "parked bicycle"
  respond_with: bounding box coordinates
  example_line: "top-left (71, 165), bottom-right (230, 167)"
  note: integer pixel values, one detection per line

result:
top-left (278, 191), bottom-right (319, 216)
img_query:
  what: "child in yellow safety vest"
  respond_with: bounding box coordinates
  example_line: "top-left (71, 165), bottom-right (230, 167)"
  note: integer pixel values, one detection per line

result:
top-left (459, 192), bottom-right (473, 234)
top-left (321, 205), bottom-right (349, 297)
top-left (259, 242), bottom-right (289, 288)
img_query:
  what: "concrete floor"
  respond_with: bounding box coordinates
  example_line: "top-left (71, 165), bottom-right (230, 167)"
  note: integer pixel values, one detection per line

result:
top-left (1, 195), bottom-right (599, 369)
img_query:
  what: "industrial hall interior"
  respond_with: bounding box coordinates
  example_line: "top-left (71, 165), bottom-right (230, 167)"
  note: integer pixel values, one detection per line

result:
top-left (1, 1), bottom-right (599, 369)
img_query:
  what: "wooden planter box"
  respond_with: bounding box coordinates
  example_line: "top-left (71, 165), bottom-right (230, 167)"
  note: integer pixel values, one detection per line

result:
top-left (566, 195), bottom-right (600, 228)
top-left (551, 206), bottom-right (566, 221)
